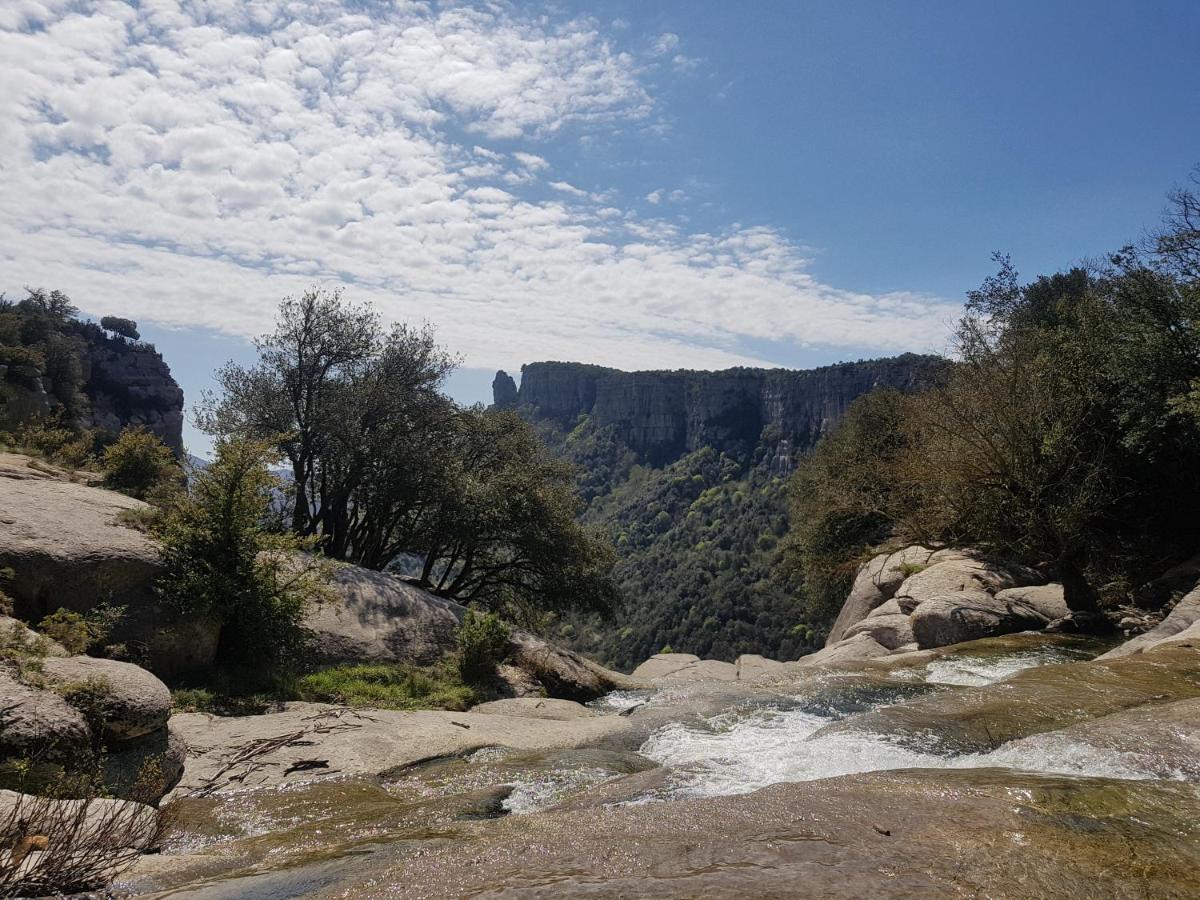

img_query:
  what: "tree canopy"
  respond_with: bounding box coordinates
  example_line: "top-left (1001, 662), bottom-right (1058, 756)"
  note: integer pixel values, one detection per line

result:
top-left (199, 288), bottom-right (617, 622)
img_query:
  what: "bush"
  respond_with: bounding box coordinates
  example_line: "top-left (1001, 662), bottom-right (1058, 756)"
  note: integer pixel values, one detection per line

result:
top-left (38, 605), bottom-right (125, 656)
top-left (101, 426), bottom-right (178, 500)
top-left (152, 437), bottom-right (332, 678)
top-left (0, 345), bottom-right (45, 369)
top-left (456, 610), bottom-right (512, 684)
top-left (295, 662), bottom-right (474, 710)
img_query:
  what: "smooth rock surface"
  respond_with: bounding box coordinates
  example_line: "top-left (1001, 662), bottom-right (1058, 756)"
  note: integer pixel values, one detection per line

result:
top-left (825, 546), bottom-right (938, 645)
top-left (894, 556), bottom-right (1038, 603)
top-left (0, 461), bottom-right (219, 678)
top-left (793, 632), bottom-right (892, 669)
top-left (167, 703), bottom-right (633, 798)
top-left (304, 565), bottom-right (463, 667)
top-left (842, 613), bottom-right (914, 651)
top-left (39, 655), bottom-right (171, 743)
top-left (0, 671), bottom-right (92, 765)
top-left (630, 653), bottom-right (738, 683)
top-left (910, 589), bottom-right (1050, 649)
top-left (470, 698), bottom-right (595, 720)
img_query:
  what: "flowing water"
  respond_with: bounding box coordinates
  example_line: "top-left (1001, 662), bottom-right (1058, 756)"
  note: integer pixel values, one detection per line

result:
top-left (637, 639), bottom-right (1155, 799)
top-left (130, 633), bottom-right (1200, 897)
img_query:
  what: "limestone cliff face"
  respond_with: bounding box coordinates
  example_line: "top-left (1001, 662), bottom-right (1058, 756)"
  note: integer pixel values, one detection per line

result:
top-left (0, 324), bottom-right (184, 454)
top-left (78, 334), bottom-right (185, 454)
top-left (500, 355), bottom-right (943, 464)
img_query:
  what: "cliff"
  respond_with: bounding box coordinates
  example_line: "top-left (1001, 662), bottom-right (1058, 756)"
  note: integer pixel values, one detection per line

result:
top-left (77, 330), bottom-right (185, 454)
top-left (497, 354), bottom-right (944, 464)
top-left (0, 318), bottom-right (184, 454)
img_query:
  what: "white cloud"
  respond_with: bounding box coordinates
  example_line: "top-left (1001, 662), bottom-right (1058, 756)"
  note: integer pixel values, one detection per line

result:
top-left (0, 2), bottom-right (958, 381)
top-left (653, 32), bottom-right (680, 55)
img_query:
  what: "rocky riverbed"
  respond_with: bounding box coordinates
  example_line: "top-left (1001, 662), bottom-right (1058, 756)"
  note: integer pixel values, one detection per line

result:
top-left (119, 630), bottom-right (1200, 898)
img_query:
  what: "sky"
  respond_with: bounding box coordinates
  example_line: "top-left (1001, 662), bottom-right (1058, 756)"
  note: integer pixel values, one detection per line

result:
top-left (2, 1), bottom-right (1198, 456)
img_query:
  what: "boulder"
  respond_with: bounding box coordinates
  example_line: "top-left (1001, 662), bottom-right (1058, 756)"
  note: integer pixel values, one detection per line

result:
top-left (825, 546), bottom-right (940, 645)
top-left (1099, 584), bottom-right (1200, 659)
top-left (910, 590), bottom-right (1050, 649)
top-left (734, 654), bottom-right (786, 681)
top-left (304, 565), bottom-right (463, 666)
top-left (0, 615), bottom-right (68, 656)
top-left (842, 613), bottom-right (914, 651)
top-left (0, 463), bottom-right (219, 679)
top-left (470, 698), bottom-right (595, 721)
top-left (865, 596), bottom-right (920, 618)
top-left (0, 671), bottom-right (92, 766)
top-left (794, 632), bottom-right (892, 669)
top-left (894, 556), bottom-right (1038, 604)
top-left (510, 632), bottom-right (644, 701)
top-left (101, 724), bottom-right (186, 802)
top-left (630, 654), bottom-right (738, 684)
top-left (0, 789), bottom-right (160, 852)
top-left (39, 656), bottom-right (171, 743)
top-left (993, 583), bottom-right (1069, 621)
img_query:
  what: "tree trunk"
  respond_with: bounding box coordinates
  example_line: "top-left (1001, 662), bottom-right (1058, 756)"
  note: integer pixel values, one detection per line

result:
top-left (1057, 552), bottom-right (1111, 631)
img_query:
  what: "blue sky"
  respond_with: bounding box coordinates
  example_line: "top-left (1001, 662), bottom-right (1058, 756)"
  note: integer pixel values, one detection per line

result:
top-left (2, 1), bottom-right (1197, 455)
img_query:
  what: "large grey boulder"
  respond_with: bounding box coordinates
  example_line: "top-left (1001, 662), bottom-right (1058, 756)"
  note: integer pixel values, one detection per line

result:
top-left (909, 589), bottom-right (1053, 649)
top-left (630, 653), bottom-right (738, 684)
top-left (842, 613), bottom-right (915, 651)
top-left (825, 546), bottom-right (940, 645)
top-left (0, 459), bottom-right (219, 678)
top-left (793, 632), bottom-right (892, 669)
top-left (735, 654), bottom-right (787, 681)
top-left (1099, 584), bottom-right (1200, 659)
top-left (509, 632), bottom-right (643, 701)
top-left (0, 671), bottom-right (92, 765)
top-left (993, 584), bottom-right (1070, 622)
top-left (894, 556), bottom-right (1038, 604)
top-left (304, 565), bottom-right (463, 666)
top-left (38, 656), bottom-right (171, 743)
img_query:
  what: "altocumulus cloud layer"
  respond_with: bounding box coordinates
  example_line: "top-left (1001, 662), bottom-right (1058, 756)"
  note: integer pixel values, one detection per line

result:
top-left (0, 0), bottom-right (958, 371)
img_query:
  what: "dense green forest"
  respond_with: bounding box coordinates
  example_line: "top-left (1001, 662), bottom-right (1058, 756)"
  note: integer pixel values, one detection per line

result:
top-left (530, 417), bottom-right (810, 668)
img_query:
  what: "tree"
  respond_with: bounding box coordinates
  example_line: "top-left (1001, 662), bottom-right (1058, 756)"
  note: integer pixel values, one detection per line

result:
top-left (200, 288), bottom-right (618, 621)
top-left (414, 407), bottom-right (618, 621)
top-left (153, 437), bottom-right (331, 674)
top-left (100, 316), bottom-right (139, 341)
top-left (198, 288), bottom-right (456, 549)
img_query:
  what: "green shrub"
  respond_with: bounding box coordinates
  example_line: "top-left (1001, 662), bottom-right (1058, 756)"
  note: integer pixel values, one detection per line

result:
top-left (38, 605), bottom-right (125, 656)
top-left (295, 662), bottom-right (473, 710)
top-left (456, 610), bottom-right (512, 684)
top-left (153, 437), bottom-right (332, 678)
top-left (0, 344), bottom-right (46, 369)
top-left (16, 417), bottom-right (76, 461)
top-left (101, 426), bottom-right (178, 499)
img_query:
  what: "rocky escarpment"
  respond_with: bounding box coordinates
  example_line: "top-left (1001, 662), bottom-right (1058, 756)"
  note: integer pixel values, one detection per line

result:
top-left (77, 331), bottom-right (184, 454)
top-left (0, 321), bottom-right (183, 454)
top-left (496, 354), bottom-right (943, 464)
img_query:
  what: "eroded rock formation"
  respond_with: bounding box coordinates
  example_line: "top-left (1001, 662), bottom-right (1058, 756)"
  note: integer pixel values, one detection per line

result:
top-left (496, 355), bottom-right (944, 464)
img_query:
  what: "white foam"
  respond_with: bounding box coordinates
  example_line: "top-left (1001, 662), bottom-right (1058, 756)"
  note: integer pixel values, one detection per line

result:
top-left (637, 647), bottom-right (1165, 799)
top-left (923, 648), bottom-right (1079, 687)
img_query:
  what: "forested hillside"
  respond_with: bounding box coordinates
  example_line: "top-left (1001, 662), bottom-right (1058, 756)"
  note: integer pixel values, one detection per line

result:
top-left (505, 357), bottom-right (940, 668)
